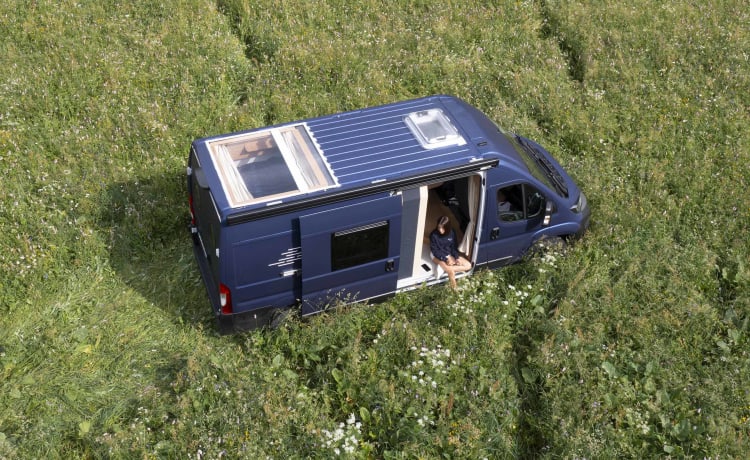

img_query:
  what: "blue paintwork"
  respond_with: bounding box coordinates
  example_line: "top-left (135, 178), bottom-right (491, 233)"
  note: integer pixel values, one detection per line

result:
top-left (187, 95), bottom-right (590, 333)
top-left (193, 96), bottom-right (496, 218)
top-left (299, 194), bottom-right (402, 314)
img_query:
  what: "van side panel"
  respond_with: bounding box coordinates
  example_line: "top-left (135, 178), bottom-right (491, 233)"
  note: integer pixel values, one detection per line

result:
top-left (230, 228), bottom-right (299, 313)
top-left (299, 194), bottom-right (402, 314)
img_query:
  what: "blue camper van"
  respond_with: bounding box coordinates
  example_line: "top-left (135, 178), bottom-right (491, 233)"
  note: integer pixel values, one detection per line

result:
top-left (188, 95), bottom-right (589, 333)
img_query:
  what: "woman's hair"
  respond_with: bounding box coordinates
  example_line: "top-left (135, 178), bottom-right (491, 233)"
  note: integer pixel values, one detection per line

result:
top-left (436, 215), bottom-right (450, 233)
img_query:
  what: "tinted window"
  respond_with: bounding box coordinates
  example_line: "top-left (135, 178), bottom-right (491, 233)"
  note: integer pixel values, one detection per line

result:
top-left (331, 221), bottom-right (389, 271)
top-left (526, 187), bottom-right (545, 218)
top-left (497, 184), bottom-right (546, 222)
top-left (503, 133), bottom-right (560, 195)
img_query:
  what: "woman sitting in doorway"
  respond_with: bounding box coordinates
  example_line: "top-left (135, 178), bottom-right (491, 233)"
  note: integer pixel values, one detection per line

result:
top-left (429, 215), bottom-right (472, 290)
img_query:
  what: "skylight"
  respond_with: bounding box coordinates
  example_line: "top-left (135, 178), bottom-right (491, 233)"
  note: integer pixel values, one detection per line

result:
top-left (404, 109), bottom-right (466, 150)
top-left (207, 124), bottom-right (338, 208)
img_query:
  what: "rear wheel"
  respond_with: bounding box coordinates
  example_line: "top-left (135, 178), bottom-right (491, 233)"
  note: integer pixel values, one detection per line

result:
top-left (270, 307), bottom-right (295, 329)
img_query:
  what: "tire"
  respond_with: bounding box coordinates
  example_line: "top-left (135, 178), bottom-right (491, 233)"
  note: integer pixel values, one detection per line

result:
top-left (525, 235), bottom-right (567, 261)
top-left (270, 307), bottom-right (294, 329)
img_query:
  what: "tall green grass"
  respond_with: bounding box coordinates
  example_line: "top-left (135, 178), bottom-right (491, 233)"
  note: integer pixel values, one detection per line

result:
top-left (1, 0), bottom-right (748, 458)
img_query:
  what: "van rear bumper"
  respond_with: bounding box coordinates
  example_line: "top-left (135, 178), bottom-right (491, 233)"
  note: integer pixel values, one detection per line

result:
top-left (216, 306), bottom-right (278, 334)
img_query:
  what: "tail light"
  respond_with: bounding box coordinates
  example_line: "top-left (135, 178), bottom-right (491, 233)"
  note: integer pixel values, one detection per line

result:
top-left (219, 283), bottom-right (233, 315)
top-left (188, 194), bottom-right (196, 226)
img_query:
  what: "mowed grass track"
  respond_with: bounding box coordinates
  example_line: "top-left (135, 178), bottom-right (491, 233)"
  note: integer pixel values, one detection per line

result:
top-left (1, 0), bottom-right (748, 458)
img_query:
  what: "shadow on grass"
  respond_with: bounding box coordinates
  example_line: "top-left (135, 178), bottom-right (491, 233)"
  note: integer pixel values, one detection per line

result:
top-left (57, 349), bottom-right (189, 457)
top-left (97, 171), bottom-right (215, 332)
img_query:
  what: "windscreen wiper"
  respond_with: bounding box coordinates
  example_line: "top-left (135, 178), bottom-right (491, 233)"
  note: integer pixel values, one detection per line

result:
top-left (515, 135), bottom-right (569, 197)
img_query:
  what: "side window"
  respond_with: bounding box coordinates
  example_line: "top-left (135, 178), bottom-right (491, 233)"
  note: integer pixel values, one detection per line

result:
top-left (525, 185), bottom-right (545, 218)
top-left (331, 221), bottom-right (389, 271)
top-left (497, 184), bottom-right (546, 221)
top-left (497, 185), bottom-right (524, 221)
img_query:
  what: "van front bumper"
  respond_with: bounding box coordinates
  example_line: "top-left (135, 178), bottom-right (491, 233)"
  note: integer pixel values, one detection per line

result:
top-left (574, 207), bottom-right (591, 239)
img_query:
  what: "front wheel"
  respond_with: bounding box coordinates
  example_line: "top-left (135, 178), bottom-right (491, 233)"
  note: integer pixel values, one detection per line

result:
top-left (525, 235), bottom-right (567, 261)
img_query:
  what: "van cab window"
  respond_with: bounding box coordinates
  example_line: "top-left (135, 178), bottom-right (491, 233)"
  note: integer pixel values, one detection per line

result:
top-left (497, 184), bottom-right (546, 222)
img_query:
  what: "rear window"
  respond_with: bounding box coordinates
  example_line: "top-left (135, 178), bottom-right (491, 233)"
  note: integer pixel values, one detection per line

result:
top-left (207, 124), bottom-right (338, 208)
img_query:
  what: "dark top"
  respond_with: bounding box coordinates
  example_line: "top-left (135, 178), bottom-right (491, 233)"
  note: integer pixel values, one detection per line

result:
top-left (430, 229), bottom-right (459, 262)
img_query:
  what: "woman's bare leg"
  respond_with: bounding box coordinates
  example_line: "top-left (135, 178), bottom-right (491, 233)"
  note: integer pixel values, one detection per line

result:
top-left (434, 258), bottom-right (458, 289)
top-left (453, 256), bottom-right (472, 273)
top-left (434, 257), bottom-right (473, 289)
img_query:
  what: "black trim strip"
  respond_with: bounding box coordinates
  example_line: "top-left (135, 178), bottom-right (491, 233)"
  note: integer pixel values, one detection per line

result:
top-left (226, 158), bottom-right (499, 225)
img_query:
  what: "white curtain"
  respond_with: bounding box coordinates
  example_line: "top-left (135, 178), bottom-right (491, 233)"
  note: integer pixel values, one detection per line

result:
top-left (459, 175), bottom-right (479, 255)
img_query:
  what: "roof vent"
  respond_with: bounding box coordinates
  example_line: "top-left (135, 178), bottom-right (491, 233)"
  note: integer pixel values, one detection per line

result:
top-left (404, 109), bottom-right (466, 150)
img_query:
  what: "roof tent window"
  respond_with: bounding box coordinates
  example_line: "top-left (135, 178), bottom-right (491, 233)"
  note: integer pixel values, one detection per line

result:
top-left (207, 124), bottom-right (338, 208)
top-left (404, 109), bottom-right (467, 150)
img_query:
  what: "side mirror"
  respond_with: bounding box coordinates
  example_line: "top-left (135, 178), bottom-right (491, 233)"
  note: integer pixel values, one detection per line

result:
top-left (543, 201), bottom-right (556, 226)
top-left (194, 168), bottom-right (210, 190)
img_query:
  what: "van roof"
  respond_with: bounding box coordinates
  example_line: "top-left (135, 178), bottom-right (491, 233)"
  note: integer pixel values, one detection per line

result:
top-left (192, 95), bottom-right (501, 217)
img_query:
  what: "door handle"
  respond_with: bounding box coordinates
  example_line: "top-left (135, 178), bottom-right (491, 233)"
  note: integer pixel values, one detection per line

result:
top-left (490, 227), bottom-right (500, 240)
top-left (385, 259), bottom-right (395, 272)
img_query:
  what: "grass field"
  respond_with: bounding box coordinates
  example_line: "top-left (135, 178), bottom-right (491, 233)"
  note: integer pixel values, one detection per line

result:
top-left (1, 0), bottom-right (748, 458)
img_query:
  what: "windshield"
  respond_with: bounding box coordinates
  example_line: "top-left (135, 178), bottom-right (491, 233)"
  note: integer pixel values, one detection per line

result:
top-left (504, 132), bottom-right (569, 198)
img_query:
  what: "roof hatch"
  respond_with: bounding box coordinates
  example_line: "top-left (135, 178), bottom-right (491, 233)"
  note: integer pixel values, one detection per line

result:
top-left (207, 124), bottom-right (338, 208)
top-left (404, 108), bottom-right (466, 150)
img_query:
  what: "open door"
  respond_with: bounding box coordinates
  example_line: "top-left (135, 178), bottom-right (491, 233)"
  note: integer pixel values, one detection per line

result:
top-left (299, 195), bottom-right (402, 314)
